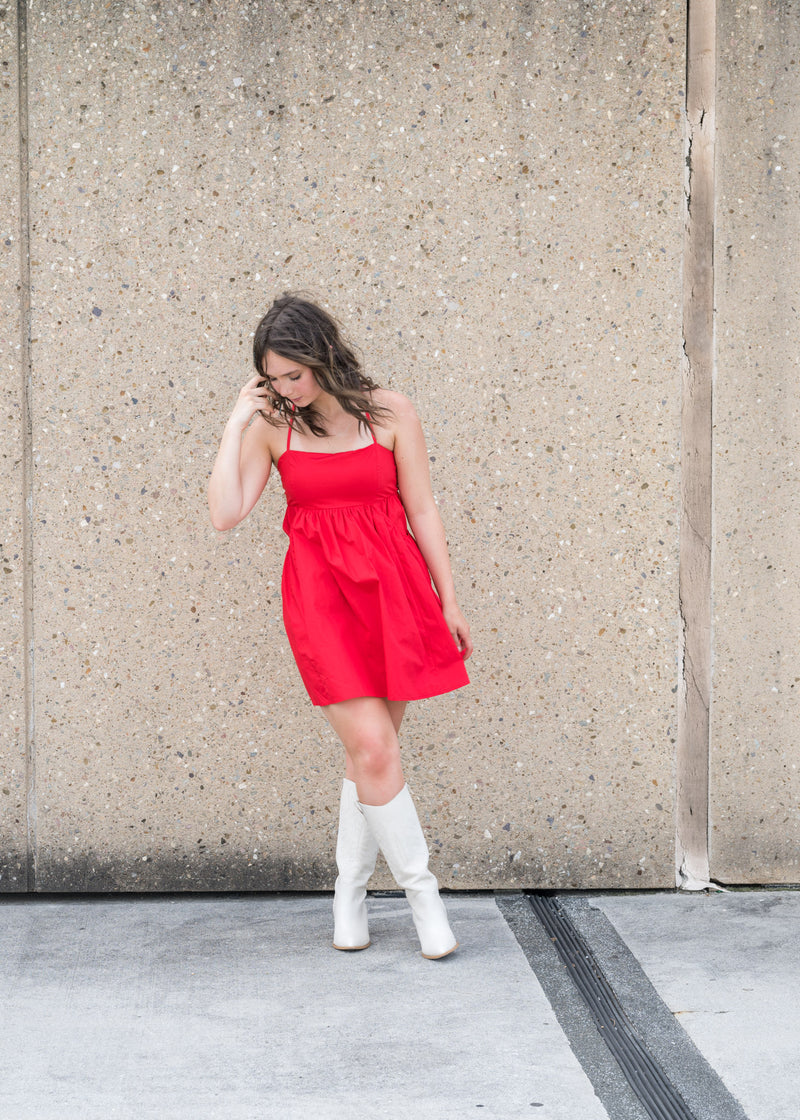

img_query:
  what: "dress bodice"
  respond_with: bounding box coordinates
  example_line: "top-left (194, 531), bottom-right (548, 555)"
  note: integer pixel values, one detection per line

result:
top-left (277, 442), bottom-right (399, 514)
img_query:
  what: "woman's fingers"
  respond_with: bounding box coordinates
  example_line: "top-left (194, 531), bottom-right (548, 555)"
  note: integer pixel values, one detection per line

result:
top-left (227, 377), bottom-right (276, 430)
top-left (443, 605), bottom-right (472, 660)
top-left (246, 377), bottom-right (275, 404)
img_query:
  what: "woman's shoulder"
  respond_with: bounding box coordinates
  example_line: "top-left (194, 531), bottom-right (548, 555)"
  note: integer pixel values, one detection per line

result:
top-left (370, 386), bottom-right (418, 419)
top-left (246, 410), bottom-right (289, 459)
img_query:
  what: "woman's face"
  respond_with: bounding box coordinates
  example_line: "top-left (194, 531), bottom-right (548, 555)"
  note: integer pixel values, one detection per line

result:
top-left (263, 350), bottom-right (321, 408)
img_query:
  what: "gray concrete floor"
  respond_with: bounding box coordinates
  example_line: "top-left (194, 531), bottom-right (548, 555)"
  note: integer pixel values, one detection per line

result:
top-left (594, 891), bottom-right (800, 1120)
top-left (0, 894), bottom-right (606, 1120)
top-left (0, 890), bottom-right (795, 1120)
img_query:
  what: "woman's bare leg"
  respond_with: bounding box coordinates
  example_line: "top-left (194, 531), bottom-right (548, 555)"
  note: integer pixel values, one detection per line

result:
top-left (386, 700), bottom-right (408, 733)
top-left (341, 699), bottom-right (407, 782)
top-left (323, 696), bottom-right (406, 806)
top-left (325, 696), bottom-right (456, 957)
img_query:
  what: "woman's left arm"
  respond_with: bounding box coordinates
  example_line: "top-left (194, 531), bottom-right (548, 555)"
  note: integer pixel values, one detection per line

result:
top-left (391, 395), bottom-right (473, 659)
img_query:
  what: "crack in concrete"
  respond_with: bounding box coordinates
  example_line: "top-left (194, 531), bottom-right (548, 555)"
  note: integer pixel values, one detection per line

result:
top-left (677, 0), bottom-right (715, 891)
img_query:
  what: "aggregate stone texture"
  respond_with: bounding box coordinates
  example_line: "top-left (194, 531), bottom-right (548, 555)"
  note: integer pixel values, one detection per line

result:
top-left (0, 4), bottom-right (28, 891)
top-left (22, 1), bottom-right (684, 890)
top-left (711, 3), bottom-right (800, 882)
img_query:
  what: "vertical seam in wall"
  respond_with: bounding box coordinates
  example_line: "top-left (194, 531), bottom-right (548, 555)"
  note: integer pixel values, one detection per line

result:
top-left (17, 0), bottom-right (36, 892)
top-left (676, 0), bottom-right (715, 889)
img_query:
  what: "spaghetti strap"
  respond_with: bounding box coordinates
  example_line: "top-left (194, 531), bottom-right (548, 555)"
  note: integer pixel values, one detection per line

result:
top-left (286, 411), bottom-right (294, 452)
top-left (365, 412), bottom-right (377, 444)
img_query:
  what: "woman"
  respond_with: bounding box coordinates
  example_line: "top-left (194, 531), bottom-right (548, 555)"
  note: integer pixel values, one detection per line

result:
top-left (208, 293), bottom-right (472, 959)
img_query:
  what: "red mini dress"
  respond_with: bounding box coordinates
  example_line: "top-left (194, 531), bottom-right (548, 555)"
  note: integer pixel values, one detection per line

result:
top-left (276, 416), bottom-right (470, 706)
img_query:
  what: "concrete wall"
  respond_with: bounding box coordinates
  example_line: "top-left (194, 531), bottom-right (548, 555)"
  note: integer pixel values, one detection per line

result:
top-left (711, 1), bottom-right (800, 883)
top-left (1, 2), bottom-right (28, 889)
top-left (3, 0), bottom-right (791, 893)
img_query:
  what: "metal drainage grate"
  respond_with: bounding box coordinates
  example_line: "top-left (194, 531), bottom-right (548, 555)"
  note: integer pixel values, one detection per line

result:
top-left (527, 893), bottom-right (699, 1120)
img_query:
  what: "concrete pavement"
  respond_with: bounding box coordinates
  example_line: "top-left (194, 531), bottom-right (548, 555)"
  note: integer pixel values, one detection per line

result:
top-left (593, 891), bottom-right (800, 1120)
top-left (0, 890), bottom-right (796, 1119)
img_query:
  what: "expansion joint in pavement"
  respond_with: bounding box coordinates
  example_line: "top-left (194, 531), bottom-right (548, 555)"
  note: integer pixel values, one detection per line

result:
top-left (497, 892), bottom-right (749, 1120)
top-left (527, 893), bottom-right (697, 1120)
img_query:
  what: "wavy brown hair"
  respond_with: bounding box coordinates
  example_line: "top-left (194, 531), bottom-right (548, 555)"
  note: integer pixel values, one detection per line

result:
top-left (252, 292), bottom-right (390, 437)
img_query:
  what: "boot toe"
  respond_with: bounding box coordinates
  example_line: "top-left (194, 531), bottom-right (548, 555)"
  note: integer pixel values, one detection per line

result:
top-left (421, 940), bottom-right (458, 960)
top-left (407, 889), bottom-right (458, 959)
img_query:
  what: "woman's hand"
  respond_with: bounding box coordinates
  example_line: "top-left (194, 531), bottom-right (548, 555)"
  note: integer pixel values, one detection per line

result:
top-left (443, 601), bottom-right (473, 660)
top-left (228, 374), bottom-right (277, 433)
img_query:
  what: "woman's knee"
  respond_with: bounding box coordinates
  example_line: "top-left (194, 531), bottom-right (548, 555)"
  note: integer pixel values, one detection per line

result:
top-left (346, 728), bottom-right (399, 780)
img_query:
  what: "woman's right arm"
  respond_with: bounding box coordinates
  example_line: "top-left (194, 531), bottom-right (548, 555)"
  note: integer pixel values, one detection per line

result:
top-left (208, 375), bottom-right (276, 530)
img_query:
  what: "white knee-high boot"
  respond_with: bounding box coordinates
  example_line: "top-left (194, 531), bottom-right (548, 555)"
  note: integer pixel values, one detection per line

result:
top-left (332, 778), bottom-right (379, 951)
top-left (360, 785), bottom-right (458, 960)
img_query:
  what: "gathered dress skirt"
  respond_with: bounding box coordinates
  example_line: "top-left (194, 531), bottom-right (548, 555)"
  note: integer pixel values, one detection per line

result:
top-left (276, 434), bottom-right (469, 707)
